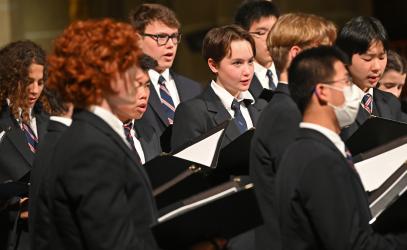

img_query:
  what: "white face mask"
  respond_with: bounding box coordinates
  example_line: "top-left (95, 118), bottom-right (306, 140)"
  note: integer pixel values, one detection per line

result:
top-left (325, 84), bottom-right (364, 128)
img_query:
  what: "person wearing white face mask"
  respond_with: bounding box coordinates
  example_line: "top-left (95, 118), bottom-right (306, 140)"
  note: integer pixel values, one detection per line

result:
top-left (275, 46), bottom-right (407, 250)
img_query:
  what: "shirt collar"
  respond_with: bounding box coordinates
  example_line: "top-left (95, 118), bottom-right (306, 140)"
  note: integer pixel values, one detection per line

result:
top-left (254, 62), bottom-right (268, 79)
top-left (89, 105), bottom-right (127, 143)
top-left (300, 122), bottom-right (346, 157)
top-left (148, 68), bottom-right (171, 85)
top-left (210, 80), bottom-right (254, 111)
top-left (50, 116), bottom-right (72, 127)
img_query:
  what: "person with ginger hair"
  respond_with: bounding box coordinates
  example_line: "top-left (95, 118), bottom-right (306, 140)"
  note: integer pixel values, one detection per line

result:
top-left (30, 19), bottom-right (159, 250)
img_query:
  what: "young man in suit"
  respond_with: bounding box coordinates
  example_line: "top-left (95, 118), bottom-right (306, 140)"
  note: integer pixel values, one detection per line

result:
top-left (130, 3), bottom-right (202, 141)
top-left (276, 45), bottom-right (407, 250)
top-left (336, 16), bottom-right (405, 140)
top-left (234, 0), bottom-right (280, 106)
top-left (0, 40), bottom-right (49, 250)
top-left (31, 19), bottom-right (159, 250)
top-left (249, 13), bottom-right (337, 250)
top-left (29, 84), bottom-right (73, 250)
top-left (122, 55), bottom-right (162, 164)
top-left (171, 25), bottom-right (260, 150)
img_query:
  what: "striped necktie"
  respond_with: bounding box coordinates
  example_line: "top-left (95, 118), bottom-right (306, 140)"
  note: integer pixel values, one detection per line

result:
top-left (231, 99), bottom-right (248, 134)
top-left (123, 121), bottom-right (142, 163)
top-left (158, 75), bottom-right (175, 124)
top-left (361, 93), bottom-right (373, 114)
top-left (21, 123), bottom-right (38, 153)
top-left (266, 69), bottom-right (276, 90)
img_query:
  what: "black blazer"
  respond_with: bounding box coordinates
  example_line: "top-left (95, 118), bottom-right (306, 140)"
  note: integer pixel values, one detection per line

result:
top-left (138, 71), bottom-right (202, 137)
top-left (0, 104), bottom-right (49, 183)
top-left (29, 119), bottom-right (68, 250)
top-left (35, 110), bottom-right (159, 250)
top-left (275, 128), bottom-right (407, 250)
top-left (134, 121), bottom-right (162, 163)
top-left (171, 86), bottom-right (261, 150)
top-left (249, 83), bottom-right (301, 250)
top-left (0, 104), bottom-right (48, 250)
top-left (341, 88), bottom-right (404, 141)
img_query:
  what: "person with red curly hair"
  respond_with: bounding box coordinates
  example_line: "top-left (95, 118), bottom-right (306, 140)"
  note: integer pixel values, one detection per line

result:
top-left (29, 19), bottom-right (159, 250)
top-left (0, 40), bottom-right (49, 250)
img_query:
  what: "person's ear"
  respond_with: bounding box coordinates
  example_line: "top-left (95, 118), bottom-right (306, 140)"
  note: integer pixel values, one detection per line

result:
top-left (289, 45), bottom-right (302, 59)
top-left (207, 58), bottom-right (218, 74)
top-left (314, 83), bottom-right (330, 104)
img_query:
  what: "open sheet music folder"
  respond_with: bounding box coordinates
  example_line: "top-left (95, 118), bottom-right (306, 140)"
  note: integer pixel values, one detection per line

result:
top-left (353, 136), bottom-right (407, 233)
top-left (144, 122), bottom-right (256, 209)
top-left (346, 116), bottom-right (407, 155)
top-left (152, 177), bottom-right (263, 250)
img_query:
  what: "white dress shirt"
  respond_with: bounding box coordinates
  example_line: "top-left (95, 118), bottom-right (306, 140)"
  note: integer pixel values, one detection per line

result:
top-left (210, 80), bottom-right (254, 129)
top-left (126, 120), bottom-right (146, 164)
top-left (149, 69), bottom-right (181, 108)
top-left (50, 116), bottom-right (72, 127)
top-left (300, 122), bottom-right (346, 157)
top-left (254, 61), bottom-right (279, 89)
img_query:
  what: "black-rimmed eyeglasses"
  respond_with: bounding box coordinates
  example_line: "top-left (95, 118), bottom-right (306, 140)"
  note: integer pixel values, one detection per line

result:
top-left (141, 33), bottom-right (182, 46)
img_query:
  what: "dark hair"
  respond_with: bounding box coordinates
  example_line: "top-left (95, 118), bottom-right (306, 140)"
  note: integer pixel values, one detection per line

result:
top-left (40, 85), bottom-right (69, 116)
top-left (0, 40), bottom-right (47, 122)
top-left (336, 16), bottom-right (389, 59)
top-left (139, 54), bottom-right (158, 71)
top-left (202, 24), bottom-right (256, 64)
top-left (384, 50), bottom-right (407, 74)
top-left (129, 3), bottom-right (180, 33)
top-left (234, 1), bottom-right (280, 30)
top-left (288, 46), bottom-right (349, 114)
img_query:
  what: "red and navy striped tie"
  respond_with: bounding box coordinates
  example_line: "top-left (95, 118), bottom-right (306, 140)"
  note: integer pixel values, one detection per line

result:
top-left (123, 121), bottom-right (141, 163)
top-left (361, 93), bottom-right (373, 114)
top-left (22, 123), bottom-right (38, 153)
top-left (158, 75), bottom-right (175, 124)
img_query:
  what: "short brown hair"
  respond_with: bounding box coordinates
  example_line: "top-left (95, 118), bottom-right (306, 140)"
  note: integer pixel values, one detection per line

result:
top-left (202, 24), bottom-right (256, 64)
top-left (267, 13), bottom-right (337, 73)
top-left (47, 19), bottom-right (142, 108)
top-left (129, 3), bottom-right (180, 33)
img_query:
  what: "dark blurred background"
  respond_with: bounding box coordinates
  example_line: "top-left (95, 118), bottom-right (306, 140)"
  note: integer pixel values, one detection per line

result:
top-left (1, 0), bottom-right (406, 84)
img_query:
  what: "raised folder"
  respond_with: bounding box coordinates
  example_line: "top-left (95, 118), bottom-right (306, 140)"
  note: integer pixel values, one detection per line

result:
top-left (346, 116), bottom-right (407, 155)
top-left (354, 136), bottom-right (407, 233)
top-left (152, 177), bottom-right (263, 250)
top-left (143, 121), bottom-right (256, 209)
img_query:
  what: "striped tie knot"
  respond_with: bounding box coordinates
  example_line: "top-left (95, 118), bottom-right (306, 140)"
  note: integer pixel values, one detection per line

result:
top-left (158, 75), bottom-right (175, 124)
top-left (266, 69), bottom-right (276, 90)
top-left (361, 93), bottom-right (373, 114)
top-left (22, 122), bottom-right (38, 153)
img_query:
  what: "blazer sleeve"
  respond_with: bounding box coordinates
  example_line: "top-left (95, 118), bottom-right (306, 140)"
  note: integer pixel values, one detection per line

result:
top-left (61, 144), bottom-right (151, 250)
top-left (299, 155), bottom-right (407, 250)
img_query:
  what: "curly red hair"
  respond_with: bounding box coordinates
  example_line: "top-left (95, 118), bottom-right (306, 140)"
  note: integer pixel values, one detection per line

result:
top-left (47, 18), bottom-right (142, 108)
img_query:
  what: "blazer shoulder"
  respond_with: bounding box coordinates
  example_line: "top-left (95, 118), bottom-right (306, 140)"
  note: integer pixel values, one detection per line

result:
top-left (171, 71), bottom-right (203, 94)
top-left (374, 88), bottom-right (401, 106)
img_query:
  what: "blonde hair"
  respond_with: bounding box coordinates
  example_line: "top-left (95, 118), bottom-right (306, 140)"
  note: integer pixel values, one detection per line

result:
top-left (267, 13), bottom-right (337, 73)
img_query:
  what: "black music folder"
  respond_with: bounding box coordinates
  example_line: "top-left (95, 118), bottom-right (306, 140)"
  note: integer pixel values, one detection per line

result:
top-left (213, 128), bottom-right (255, 182)
top-left (0, 181), bottom-right (29, 200)
top-left (160, 125), bottom-right (172, 153)
top-left (353, 136), bottom-right (407, 233)
top-left (346, 116), bottom-right (407, 155)
top-left (144, 121), bottom-right (228, 208)
top-left (152, 178), bottom-right (263, 250)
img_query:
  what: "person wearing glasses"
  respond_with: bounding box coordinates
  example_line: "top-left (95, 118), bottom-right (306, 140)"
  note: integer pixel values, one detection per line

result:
top-left (249, 13), bottom-right (337, 250)
top-left (234, 0), bottom-right (280, 107)
top-left (276, 45), bottom-right (407, 250)
top-left (130, 3), bottom-right (202, 150)
top-left (336, 16), bottom-right (405, 140)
